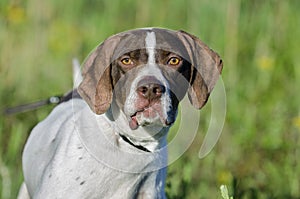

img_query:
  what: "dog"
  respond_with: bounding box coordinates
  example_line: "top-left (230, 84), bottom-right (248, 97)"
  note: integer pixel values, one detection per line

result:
top-left (18, 28), bottom-right (223, 199)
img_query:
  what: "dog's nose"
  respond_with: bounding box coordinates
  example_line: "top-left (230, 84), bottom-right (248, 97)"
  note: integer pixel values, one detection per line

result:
top-left (137, 83), bottom-right (166, 100)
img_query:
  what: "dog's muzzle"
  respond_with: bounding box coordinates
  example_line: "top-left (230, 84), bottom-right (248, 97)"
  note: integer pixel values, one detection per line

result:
top-left (128, 76), bottom-right (173, 130)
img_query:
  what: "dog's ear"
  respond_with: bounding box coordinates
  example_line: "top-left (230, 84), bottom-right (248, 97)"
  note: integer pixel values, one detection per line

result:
top-left (177, 30), bottom-right (223, 109)
top-left (78, 35), bottom-right (121, 114)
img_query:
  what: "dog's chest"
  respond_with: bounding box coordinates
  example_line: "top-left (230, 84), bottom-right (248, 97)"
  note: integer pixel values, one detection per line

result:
top-left (24, 100), bottom-right (166, 198)
top-left (36, 136), bottom-right (161, 198)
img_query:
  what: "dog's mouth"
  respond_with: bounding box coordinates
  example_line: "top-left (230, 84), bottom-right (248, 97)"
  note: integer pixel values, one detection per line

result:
top-left (129, 107), bottom-right (174, 130)
top-left (129, 113), bottom-right (139, 130)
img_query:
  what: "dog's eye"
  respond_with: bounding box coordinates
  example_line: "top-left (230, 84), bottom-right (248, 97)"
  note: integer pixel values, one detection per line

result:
top-left (121, 57), bottom-right (133, 65)
top-left (167, 57), bottom-right (181, 66)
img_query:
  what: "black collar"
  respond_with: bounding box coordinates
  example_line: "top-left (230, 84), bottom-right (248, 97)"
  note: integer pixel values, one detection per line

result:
top-left (119, 134), bottom-right (151, 153)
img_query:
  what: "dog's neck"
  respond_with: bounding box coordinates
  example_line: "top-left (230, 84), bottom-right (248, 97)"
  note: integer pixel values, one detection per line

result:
top-left (105, 106), bottom-right (169, 152)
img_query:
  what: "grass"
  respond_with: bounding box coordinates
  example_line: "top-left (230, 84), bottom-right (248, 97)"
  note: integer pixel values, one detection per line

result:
top-left (220, 185), bottom-right (233, 199)
top-left (1, 0), bottom-right (300, 198)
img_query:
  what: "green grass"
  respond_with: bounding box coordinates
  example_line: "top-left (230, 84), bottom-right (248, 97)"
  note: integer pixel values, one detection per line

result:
top-left (1, 0), bottom-right (300, 198)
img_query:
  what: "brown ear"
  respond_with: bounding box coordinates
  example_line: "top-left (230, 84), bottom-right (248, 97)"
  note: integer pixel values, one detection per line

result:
top-left (177, 30), bottom-right (223, 109)
top-left (78, 35), bottom-right (122, 114)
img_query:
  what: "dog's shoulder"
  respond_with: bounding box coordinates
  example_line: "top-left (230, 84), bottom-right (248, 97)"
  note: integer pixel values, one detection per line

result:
top-left (22, 99), bottom-right (91, 194)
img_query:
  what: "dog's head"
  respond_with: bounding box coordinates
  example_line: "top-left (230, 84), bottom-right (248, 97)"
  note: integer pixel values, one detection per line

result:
top-left (78, 28), bottom-right (222, 131)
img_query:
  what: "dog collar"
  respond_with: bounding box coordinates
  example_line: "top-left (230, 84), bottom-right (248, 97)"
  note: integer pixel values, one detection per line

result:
top-left (118, 133), bottom-right (151, 153)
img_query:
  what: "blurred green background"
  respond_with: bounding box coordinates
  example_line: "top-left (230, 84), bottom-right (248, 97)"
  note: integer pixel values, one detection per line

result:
top-left (1, 0), bottom-right (300, 198)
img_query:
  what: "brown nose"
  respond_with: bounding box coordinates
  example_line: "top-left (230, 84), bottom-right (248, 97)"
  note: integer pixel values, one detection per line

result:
top-left (137, 82), bottom-right (166, 101)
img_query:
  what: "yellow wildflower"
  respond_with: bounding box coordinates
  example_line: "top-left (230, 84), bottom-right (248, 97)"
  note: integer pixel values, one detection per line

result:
top-left (7, 5), bottom-right (26, 25)
top-left (218, 170), bottom-right (233, 185)
top-left (293, 116), bottom-right (300, 130)
top-left (257, 55), bottom-right (274, 71)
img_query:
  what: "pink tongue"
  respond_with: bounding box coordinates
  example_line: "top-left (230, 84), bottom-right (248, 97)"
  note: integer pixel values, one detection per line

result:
top-left (129, 116), bottom-right (139, 130)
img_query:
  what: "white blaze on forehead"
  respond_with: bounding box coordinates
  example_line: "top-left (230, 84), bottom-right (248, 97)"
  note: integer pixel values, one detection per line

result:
top-left (145, 32), bottom-right (156, 64)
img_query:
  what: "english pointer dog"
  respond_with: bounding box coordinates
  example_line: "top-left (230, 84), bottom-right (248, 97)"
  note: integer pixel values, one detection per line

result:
top-left (18, 28), bottom-right (223, 199)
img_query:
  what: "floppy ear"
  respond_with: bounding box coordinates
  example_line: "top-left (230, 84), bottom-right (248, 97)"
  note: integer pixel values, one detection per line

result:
top-left (78, 35), bottom-right (121, 114)
top-left (177, 30), bottom-right (223, 109)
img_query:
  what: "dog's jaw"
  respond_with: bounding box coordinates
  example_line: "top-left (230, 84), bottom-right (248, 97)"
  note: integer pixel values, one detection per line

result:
top-left (108, 107), bottom-right (169, 152)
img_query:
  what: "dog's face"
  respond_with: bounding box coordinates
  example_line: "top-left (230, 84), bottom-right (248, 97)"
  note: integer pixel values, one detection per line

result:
top-left (78, 28), bottom-right (223, 131)
top-left (112, 48), bottom-right (191, 130)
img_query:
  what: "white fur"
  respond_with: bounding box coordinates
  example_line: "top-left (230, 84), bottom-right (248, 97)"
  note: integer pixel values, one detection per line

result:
top-left (145, 32), bottom-right (156, 64)
top-left (72, 58), bottom-right (83, 88)
top-left (20, 99), bottom-right (167, 198)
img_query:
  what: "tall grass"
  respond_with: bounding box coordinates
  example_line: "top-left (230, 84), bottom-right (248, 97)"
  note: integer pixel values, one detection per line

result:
top-left (1, 0), bottom-right (300, 198)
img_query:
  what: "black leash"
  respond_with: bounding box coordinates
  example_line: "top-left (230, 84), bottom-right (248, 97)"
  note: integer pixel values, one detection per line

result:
top-left (3, 95), bottom-right (63, 115)
top-left (3, 89), bottom-right (81, 115)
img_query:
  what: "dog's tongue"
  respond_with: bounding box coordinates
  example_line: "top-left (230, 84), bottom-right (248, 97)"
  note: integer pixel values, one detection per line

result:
top-left (129, 115), bottom-right (139, 130)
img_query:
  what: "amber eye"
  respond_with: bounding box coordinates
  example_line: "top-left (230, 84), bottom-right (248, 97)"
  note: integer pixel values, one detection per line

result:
top-left (168, 57), bottom-right (181, 66)
top-left (121, 57), bottom-right (133, 65)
